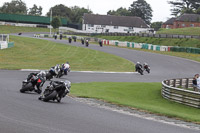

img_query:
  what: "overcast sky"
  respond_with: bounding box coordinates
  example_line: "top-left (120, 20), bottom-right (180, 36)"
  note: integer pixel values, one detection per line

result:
top-left (0, 0), bottom-right (173, 22)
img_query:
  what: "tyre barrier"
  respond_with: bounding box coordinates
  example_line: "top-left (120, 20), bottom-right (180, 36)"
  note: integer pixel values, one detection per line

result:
top-left (35, 34), bottom-right (200, 54)
top-left (162, 78), bottom-right (200, 108)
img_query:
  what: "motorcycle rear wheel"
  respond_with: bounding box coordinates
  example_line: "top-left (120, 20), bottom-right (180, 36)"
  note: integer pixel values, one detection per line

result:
top-left (20, 82), bottom-right (33, 93)
top-left (43, 90), bottom-right (57, 102)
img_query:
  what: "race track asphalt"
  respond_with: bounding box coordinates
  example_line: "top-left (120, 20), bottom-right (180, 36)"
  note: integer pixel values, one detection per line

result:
top-left (0, 33), bottom-right (199, 133)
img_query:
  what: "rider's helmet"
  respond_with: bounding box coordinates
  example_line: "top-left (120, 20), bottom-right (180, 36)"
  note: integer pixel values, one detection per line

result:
top-left (136, 62), bottom-right (140, 64)
top-left (38, 71), bottom-right (46, 78)
top-left (144, 62), bottom-right (148, 66)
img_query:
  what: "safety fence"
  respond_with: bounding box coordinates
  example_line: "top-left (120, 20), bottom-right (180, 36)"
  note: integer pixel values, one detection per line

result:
top-left (0, 42), bottom-right (14, 49)
top-left (64, 32), bottom-right (200, 39)
top-left (34, 34), bottom-right (200, 54)
top-left (0, 34), bottom-right (14, 50)
top-left (162, 78), bottom-right (200, 108)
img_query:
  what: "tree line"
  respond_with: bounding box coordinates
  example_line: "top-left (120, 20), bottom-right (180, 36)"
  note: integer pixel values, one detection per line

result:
top-left (0, 0), bottom-right (199, 30)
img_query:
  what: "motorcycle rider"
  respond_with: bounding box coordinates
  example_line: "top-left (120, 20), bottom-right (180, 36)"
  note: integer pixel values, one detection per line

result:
top-left (39, 80), bottom-right (70, 100)
top-left (135, 62), bottom-right (142, 72)
top-left (81, 38), bottom-right (84, 45)
top-left (50, 64), bottom-right (60, 76)
top-left (143, 62), bottom-right (149, 69)
top-left (68, 36), bottom-right (72, 43)
top-left (36, 71), bottom-right (46, 94)
top-left (85, 39), bottom-right (89, 46)
top-left (26, 71), bottom-right (46, 94)
top-left (63, 62), bottom-right (70, 75)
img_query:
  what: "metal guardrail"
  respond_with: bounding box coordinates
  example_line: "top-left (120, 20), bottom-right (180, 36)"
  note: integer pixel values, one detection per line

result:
top-left (162, 78), bottom-right (200, 108)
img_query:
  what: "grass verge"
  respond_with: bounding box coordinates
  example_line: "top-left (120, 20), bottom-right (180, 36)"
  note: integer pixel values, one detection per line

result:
top-left (0, 36), bottom-right (134, 71)
top-left (71, 82), bottom-right (200, 123)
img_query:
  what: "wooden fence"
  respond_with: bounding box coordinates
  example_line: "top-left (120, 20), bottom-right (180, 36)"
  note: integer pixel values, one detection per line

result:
top-left (162, 78), bottom-right (200, 108)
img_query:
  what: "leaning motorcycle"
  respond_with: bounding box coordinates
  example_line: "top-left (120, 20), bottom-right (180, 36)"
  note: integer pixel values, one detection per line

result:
top-left (20, 73), bottom-right (43, 94)
top-left (85, 40), bottom-right (89, 47)
top-left (68, 37), bottom-right (72, 43)
top-left (144, 65), bottom-right (150, 73)
top-left (81, 39), bottom-right (84, 45)
top-left (46, 65), bottom-right (60, 80)
top-left (38, 80), bottom-right (71, 103)
top-left (56, 64), bottom-right (65, 78)
top-left (138, 66), bottom-right (144, 75)
top-left (99, 40), bottom-right (103, 47)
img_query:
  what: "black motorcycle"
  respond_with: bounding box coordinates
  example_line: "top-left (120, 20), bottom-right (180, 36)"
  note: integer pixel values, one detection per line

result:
top-left (38, 80), bottom-right (71, 102)
top-left (73, 36), bottom-right (77, 42)
top-left (86, 40), bottom-right (89, 47)
top-left (137, 65), bottom-right (144, 75)
top-left (68, 37), bottom-right (72, 43)
top-left (81, 39), bottom-right (84, 45)
top-left (56, 64), bottom-right (65, 78)
top-left (144, 65), bottom-right (150, 73)
top-left (20, 73), bottom-right (45, 94)
top-left (99, 40), bottom-right (103, 47)
top-left (46, 65), bottom-right (60, 80)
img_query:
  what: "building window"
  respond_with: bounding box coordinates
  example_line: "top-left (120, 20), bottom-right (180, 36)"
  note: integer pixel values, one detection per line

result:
top-left (182, 23), bottom-right (185, 27)
top-left (190, 24), bottom-right (194, 27)
top-left (88, 24), bottom-right (94, 27)
top-left (101, 25), bottom-right (106, 28)
top-left (129, 27), bottom-right (133, 29)
top-left (114, 26), bottom-right (118, 29)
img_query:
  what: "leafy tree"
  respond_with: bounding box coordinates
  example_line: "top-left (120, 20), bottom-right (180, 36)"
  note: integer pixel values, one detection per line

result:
top-left (47, 4), bottom-right (72, 22)
top-left (169, 0), bottom-right (200, 16)
top-left (28, 4), bottom-right (42, 16)
top-left (51, 16), bottom-right (62, 32)
top-left (129, 0), bottom-right (153, 25)
top-left (0, 0), bottom-right (27, 14)
top-left (70, 6), bottom-right (92, 23)
top-left (107, 7), bottom-right (130, 16)
top-left (150, 22), bottom-right (163, 31)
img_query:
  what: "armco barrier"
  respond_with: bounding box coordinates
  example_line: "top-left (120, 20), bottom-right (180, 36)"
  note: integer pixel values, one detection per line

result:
top-left (162, 78), bottom-right (200, 108)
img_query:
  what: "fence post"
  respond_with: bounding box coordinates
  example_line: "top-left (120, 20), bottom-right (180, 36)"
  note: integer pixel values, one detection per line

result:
top-left (168, 80), bottom-right (170, 86)
top-left (180, 78), bottom-right (182, 87)
top-left (173, 79), bottom-right (176, 87)
top-left (186, 78), bottom-right (189, 88)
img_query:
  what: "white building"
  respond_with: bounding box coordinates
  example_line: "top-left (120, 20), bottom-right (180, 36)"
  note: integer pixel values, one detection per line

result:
top-left (82, 14), bottom-right (150, 33)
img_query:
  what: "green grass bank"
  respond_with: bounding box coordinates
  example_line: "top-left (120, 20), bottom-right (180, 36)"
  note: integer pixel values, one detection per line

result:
top-left (93, 35), bottom-right (200, 48)
top-left (0, 36), bottom-right (134, 71)
top-left (157, 27), bottom-right (200, 36)
top-left (71, 82), bottom-right (200, 123)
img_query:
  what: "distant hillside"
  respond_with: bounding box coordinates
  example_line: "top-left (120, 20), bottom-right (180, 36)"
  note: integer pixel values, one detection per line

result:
top-left (156, 27), bottom-right (200, 36)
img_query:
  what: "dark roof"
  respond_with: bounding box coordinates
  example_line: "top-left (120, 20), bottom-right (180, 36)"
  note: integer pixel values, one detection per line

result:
top-left (176, 13), bottom-right (200, 22)
top-left (83, 14), bottom-right (148, 28)
top-left (163, 18), bottom-right (176, 25)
